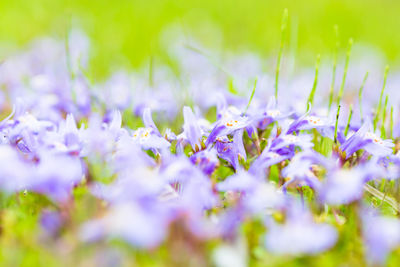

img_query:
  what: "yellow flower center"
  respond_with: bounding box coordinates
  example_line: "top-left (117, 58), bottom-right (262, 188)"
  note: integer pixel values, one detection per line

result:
top-left (224, 119), bottom-right (239, 127)
top-left (133, 128), bottom-right (152, 140)
top-left (306, 116), bottom-right (322, 125)
top-left (267, 110), bottom-right (281, 117)
top-left (365, 132), bottom-right (384, 145)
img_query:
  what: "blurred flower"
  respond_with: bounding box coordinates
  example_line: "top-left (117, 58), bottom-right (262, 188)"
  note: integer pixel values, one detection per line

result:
top-left (362, 210), bottom-right (400, 265)
top-left (40, 210), bottom-right (63, 236)
top-left (81, 203), bottom-right (170, 248)
top-left (181, 106), bottom-right (203, 151)
top-left (341, 120), bottom-right (394, 158)
top-left (265, 202), bottom-right (337, 255)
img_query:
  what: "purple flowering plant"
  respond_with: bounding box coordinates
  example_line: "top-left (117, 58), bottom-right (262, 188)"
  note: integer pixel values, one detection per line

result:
top-left (2, 15), bottom-right (400, 267)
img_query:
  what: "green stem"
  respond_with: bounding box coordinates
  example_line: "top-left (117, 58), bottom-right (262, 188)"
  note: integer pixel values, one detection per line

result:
top-left (374, 65), bottom-right (389, 131)
top-left (307, 54), bottom-right (321, 108)
top-left (358, 71), bottom-right (369, 123)
top-left (334, 105), bottom-right (341, 144)
top-left (274, 8), bottom-right (289, 101)
top-left (149, 56), bottom-right (154, 87)
top-left (337, 38), bottom-right (353, 106)
top-left (245, 78), bottom-right (258, 114)
top-left (390, 106), bottom-right (394, 139)
top-left (344, 104), bottom-right (353, 136)
top-left (364, 184), bottom-right (399, 213)
top-left (381, 95), bottom-right (389, 139)
top-left (328, 25), bottom-right (339, 113)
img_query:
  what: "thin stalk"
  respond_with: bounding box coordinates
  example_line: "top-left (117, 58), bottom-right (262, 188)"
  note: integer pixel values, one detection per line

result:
top-left (390, 106), bottom-right (394, 139)
top-left (381, 95), bottom-right (389, 139)
top-left (337, 38), bottom-right (353, 106)
top-left (184, 44), bottom-right (232, 77)
top-left (364, 184), bottom-right (399, 213)
top-left (252, 131), bottom-right (261, 155)
top-left (306, 54), bottom-right (321, 108)
top-left (274, 8), bottom-right (289, 101)
top-left (374, 65), bottom-right (390, 131)
top-left (245, 78), bottom-right (258, 114)
top-left (288, 16), bottom-right (298, 78)
top-left (64, 23), bottom-right (75, 81)
top-left (334, 105), bottom-right (341, 144)
top-left (344, 104), bottom-right (353, 136)
top-left (328, 25), bottom-right (339, 113)
top-left (149, 56), bottom-right (154, 87)
top-left (358, 71), bottom-right (369, 123)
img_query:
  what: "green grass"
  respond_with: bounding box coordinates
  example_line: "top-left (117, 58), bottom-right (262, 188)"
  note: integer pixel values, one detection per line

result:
top-left (1, 0), bottom-right (400, 78)
top-left (1, 1), bottom-right (400, 266)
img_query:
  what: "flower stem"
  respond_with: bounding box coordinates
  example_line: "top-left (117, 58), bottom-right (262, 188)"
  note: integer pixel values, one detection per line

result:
top-left (337, 38), bottom-right (353, 107)
top-left (344, 104), bottom-right (353, 137)
top-left (307, 54), bottom-right (321, 108)
top-left (334, 105), bottom-right (341, 144)
top-left (358, 71), bottom-right (369, 123)
top-left (328, 25), bottom-right (339, 113)
top-left (274, 8), bottom-right (288, 101)
top-left (374, 65), bottom-right (389, 131)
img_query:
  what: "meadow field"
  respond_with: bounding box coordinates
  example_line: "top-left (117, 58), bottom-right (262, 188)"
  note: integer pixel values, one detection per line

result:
top-left (1, 1), bottom-right (400, 266)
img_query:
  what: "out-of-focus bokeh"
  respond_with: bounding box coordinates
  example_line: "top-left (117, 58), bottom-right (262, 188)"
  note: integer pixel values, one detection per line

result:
top-left (2, 2), bottom-right (400, 267)
top-left (1, 0), bottom-right (399, 78)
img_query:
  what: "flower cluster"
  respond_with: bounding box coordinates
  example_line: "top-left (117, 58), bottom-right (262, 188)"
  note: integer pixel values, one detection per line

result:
top-left (1, 31), bottom-right (400, 266)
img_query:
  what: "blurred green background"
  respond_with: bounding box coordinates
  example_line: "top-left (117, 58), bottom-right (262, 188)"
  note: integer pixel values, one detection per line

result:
top-left (1, 0), bottom-right (399, 78)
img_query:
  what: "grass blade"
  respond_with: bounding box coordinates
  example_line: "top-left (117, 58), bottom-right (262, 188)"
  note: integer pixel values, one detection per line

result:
top-left (245, 78), bottom-right (258, 114)
top-left (274, 8), bottom-right (289, 101)
top-left (358, 71), bottom-right (369, 123)
top-left (374, 65), bottom-right (390, 131)
top-left (307, 54), bottom-right (321, 108)
top-left (336, 38), bottom-right (353, 106)
top-left (328, 25), bottom-right (339, 113)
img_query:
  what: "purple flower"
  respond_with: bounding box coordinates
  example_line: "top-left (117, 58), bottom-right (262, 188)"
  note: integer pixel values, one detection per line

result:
top-left (164, 128), bottom-right (177, 142)
top-left (265, 202), bottom-right (337, 255)
top-left (81, 203), bottom-right (170, 248)
top-left (160, 155), bottom-right (217, 211)
top-left (249, 143), bottom-right (290, 177)
top-left (29, 151), bottom-right (83, 202)
top-left (91, 169), bottom-right (166, 204)
top-left (214, 130), bottom-right (246, 170)
top-left (44, 113), bottom-right (82, 154)
top-left (362, 210), bottom-right (400, 265)
top-left (206, 106), bottom-right (250, 146)
top-left (319, 168), bottom-right (366, 205)
top-left (265, 219), bottom-right (337, 255)
top-left (341, 121), bottom-right (393, 158)
top-left (113, 134), bottom-right (156, 171)
top-left (143, 107), bottom-right (161, 136)
top-left (120, 105), bottom-right (171, 152)
top-left (5, 112), bottom-right (55, 153)
top-left (80, 114), bottom-right (121, 157)
top-left (270, 133), bottom-right (314, 152)
top-left (0, 145), bottom-right (32, 192)
top-left (217, 170), bottom-right (260, 193)
top-left (217, 170), bottom-right (285, 214)
top-left (190, 148), bottom-right (219, 175)
top-left (250, 96), bottom-right (291, 129)
top-left (40, 210), bottom-right (63, 236)
top-left (245, 183), bottom-right (286, 214)
top-left (181, 106), bottom-right (203, 151)
top-left (281, 151), bottom-right (322, 190)
top-left (291, 114), bottom-right (334, 134)
top-left (131, 127), bottom-right (170, 150)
